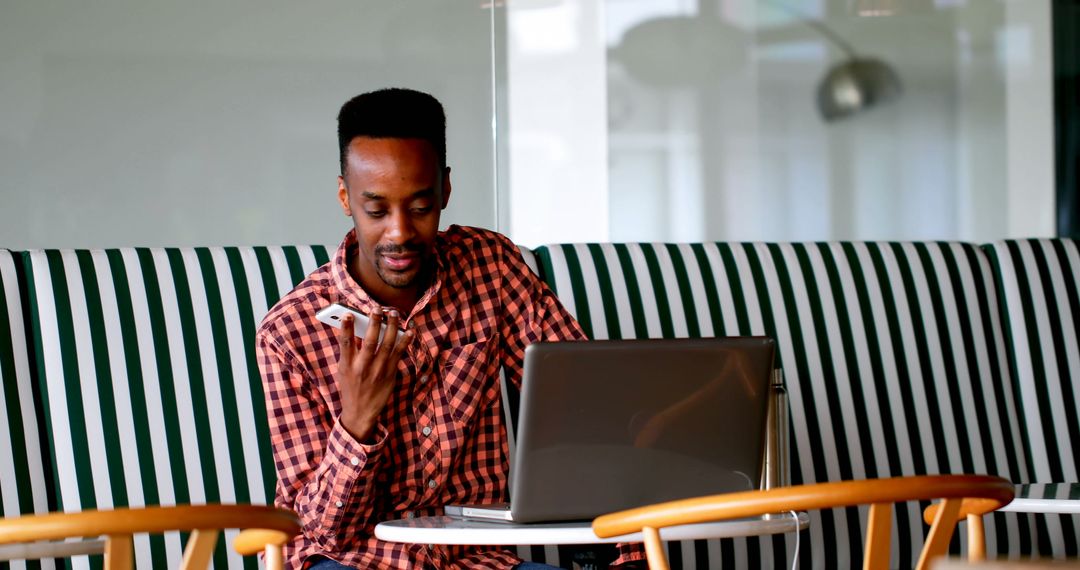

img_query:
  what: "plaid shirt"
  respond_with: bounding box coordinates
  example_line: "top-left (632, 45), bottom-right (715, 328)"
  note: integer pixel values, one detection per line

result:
top-left (258, 226), bottom-right (639, 569)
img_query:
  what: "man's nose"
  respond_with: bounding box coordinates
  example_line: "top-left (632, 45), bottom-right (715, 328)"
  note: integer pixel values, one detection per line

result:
top-left (385, 210), bottom-right (416, 243)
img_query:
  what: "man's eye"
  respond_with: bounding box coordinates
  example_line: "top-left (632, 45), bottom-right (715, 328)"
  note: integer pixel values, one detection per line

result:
top-left (412, 206), bottom-right (433, 214)
top-left (365, 210), bottom-right (387, 218)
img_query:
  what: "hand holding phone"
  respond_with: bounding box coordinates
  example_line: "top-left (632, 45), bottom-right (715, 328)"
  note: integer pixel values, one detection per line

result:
top-left (322, 303), bottom-right (414, 442)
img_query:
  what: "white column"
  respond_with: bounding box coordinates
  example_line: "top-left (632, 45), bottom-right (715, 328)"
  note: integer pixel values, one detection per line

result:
top-left (506, 1), bottom-right (609, 247)
top-left (1004, 0), bottom-right (1055, 238)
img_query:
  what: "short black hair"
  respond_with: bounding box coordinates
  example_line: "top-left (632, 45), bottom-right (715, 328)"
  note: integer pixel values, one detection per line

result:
top-left (337, 88), bottom-right (447, 175)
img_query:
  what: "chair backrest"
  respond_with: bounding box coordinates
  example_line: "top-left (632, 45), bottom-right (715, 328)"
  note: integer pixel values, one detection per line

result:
top-left (534, 242), bottom-right (1035, 567)
top-left (21, 246), bottom-right (329, 570)
top-left (592, 475), bottom-right (1015, 570)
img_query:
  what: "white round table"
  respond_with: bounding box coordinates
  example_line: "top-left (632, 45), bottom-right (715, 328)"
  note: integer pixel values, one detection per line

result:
top-left (375, 512), bottom-right (809, 545)
top-left (999, 483), bottom-right (1080, 514)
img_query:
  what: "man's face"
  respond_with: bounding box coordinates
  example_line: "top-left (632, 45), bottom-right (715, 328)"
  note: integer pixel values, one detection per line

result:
top-left (337, 137), bottom-right (451, 298)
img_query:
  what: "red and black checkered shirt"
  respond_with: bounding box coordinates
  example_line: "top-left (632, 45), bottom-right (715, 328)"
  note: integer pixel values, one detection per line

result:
top-left (258, 226), bottom-right (639, 569)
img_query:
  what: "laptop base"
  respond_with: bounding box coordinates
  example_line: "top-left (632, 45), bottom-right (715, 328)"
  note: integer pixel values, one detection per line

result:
top-left (444, 503), bottom-right (515, 522)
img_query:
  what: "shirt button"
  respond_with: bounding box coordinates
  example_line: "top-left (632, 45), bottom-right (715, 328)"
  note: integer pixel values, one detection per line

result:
top-left (421, 426), bottom-right (432, 436)
top-left (419, 375), bottom-right (429, 384)
top-left (350, 456), bottom-right (360, 466)
top-left (427, 479), bottom-right (437, 489)
top-left (335, 501), bottom-right (344, 508)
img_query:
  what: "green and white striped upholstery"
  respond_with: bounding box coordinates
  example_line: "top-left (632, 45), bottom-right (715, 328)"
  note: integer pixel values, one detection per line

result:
top-left (10, 238), bottom-right (1075, 568)
top-left (533, 242), bottom-right (1038, 569)
top-left (987, 239), bottom-right (1080, 557)
top-left (2, 250), bottom-right (58, 570)
top-left (23, 246), bottom-right (330, 570)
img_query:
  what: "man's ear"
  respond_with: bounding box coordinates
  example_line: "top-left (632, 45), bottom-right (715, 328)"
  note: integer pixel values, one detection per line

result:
top-left (440, 167), bottom-right (452, 209)
top-left (337, 176), bottom-right (352, 216)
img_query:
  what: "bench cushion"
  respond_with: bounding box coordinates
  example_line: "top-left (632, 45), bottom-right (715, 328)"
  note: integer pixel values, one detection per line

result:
top-left (986, 239), bottom-right (1080, 557)
top-left (23, 246), bottom-right (329, 570)
top-left (535, 242), bottom-right (1039, 568)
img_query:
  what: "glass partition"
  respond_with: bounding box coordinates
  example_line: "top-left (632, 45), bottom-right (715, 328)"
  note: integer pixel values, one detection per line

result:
top-left (1, 1), bottom-right (497, 248)
top-left (497, 0), bottom-right (1055, 245)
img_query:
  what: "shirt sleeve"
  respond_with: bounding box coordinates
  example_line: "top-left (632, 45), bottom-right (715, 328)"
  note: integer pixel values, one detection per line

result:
top-left (612, 545), bottom-right (648, 567)
top-left (256, 327), bottom-right (388, 551)
top-left (495, 238), bottom-right (589, 389)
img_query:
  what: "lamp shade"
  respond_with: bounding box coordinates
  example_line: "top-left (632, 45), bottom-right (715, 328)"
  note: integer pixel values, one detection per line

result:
top-left (612, 16), bottom-right (748, 88)
top-left (816, 57), bottom-right (902, 121)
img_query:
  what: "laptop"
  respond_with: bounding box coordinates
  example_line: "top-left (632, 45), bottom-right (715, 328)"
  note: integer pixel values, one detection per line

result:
top-left (444, 337), bottom-right (776, 523)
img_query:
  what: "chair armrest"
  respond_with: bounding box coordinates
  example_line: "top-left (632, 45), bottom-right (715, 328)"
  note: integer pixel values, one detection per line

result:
top-left (0, 504), bottom-right (299, 544)
top-left (0, 504), bottom-right (300, 570)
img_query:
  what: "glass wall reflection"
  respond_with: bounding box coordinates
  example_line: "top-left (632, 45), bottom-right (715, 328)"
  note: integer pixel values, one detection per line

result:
top-left (1, 1), bottom-right (497, 248)
top-left (500, 0), bottom-right (1054, 245)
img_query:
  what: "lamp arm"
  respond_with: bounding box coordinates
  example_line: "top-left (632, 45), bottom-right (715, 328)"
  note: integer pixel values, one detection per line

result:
top-left (759, 0), bottom-right (859, 58)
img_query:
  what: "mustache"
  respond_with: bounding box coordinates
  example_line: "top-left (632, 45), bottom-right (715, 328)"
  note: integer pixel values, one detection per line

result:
top-left (375, 244), bottom-right (424, 256)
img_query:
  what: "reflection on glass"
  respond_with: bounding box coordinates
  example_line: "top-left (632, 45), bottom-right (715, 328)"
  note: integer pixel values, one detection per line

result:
top-left (499, 0), bottom-right (1054, 245)
top-left (2, 0), bottom-right (497, 248)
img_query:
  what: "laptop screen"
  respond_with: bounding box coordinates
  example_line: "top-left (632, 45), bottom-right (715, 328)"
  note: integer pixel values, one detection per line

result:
top-left (508, 337), bottom-right (776, 523)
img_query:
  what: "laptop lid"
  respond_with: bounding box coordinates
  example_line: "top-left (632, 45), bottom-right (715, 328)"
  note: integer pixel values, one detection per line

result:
top-left (509, 337), bottom-right (775, 523)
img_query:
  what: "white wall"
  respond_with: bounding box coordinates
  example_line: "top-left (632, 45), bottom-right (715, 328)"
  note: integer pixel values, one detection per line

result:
top-left (0, 1), bottom-right (496, 249)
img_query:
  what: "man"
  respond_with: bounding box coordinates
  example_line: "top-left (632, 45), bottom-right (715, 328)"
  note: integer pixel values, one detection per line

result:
top-left (257, 88), bottom-right (643, 569)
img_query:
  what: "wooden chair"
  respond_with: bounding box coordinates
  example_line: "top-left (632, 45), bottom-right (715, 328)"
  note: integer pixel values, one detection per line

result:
top-left (923, 496), bottom-right (1014, 563)
top-left (0, 504), bottom-right (300, 570)
top-left (592, 474), bottom-right (1014, 570)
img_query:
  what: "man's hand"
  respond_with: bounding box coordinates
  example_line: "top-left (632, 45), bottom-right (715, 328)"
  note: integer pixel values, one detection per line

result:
top-left (336, 307), bottom-right (414, 441)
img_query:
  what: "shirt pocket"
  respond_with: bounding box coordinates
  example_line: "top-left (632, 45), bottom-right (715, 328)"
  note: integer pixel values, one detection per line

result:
top-left (439, 340), bottom-right (499, 429)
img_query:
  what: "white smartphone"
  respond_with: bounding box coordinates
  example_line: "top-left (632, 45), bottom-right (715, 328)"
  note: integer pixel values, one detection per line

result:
top-left (315, 303), bottom-right (404, 344)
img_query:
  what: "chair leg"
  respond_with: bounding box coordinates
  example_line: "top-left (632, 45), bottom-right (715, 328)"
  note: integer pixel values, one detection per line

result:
top-left (181, 529), bottom-right (219, 570)
top-left (966, 514), bottom-right (986, 562)
top-left (265, 543), bottom-right (285, 570)
top-left (642, 526), bottom-right (669, 570)
top-left (916, 498), bottom-right (962, 570)
top-left (104, 534), bottom-right (133, 570)
top-left (864, 503), bottom-right (892, 570)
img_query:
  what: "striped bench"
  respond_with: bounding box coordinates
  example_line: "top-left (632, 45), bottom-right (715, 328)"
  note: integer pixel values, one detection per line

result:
top-left (18, 246), bottom-right (330, 570)
top-left (1, 249), bottom-right (57, 570)
top-left (532, 242), bottom-right (1045, 568)
top-left (988, 239), bottom-right (1080, 558)
top-left (3, 240), bottom-right (1078, 569)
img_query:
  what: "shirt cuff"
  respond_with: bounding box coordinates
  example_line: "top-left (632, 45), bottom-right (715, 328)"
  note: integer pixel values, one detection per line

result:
top-left (328, 418), bottom-right (388, 470)
top-left (318, 419), bottom-right (388, 518)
